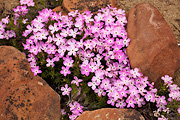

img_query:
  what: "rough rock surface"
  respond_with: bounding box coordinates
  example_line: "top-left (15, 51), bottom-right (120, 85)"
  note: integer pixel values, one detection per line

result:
top-left (52, 6), bottom-right (69, 15)
top-left (0, 46), bottom-right (61, 120)
top-left (0, 0), bottom-right (19, 19)
top-left (62, 0), bottom-right (118, 13)
top-left (77, 108), bottom-right (145, 120)
top-left (126, 3), bottom-right (180, 87)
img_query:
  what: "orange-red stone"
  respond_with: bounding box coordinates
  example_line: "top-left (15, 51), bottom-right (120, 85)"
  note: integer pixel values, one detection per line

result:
top-left (77, 108), bottom-right (145, 120)
top-left (0, 46), bottom-right (61, 120)
top-left (126, 3), bottom-right (180, 87)
top-left (52, 6), bottom-right (69, 15)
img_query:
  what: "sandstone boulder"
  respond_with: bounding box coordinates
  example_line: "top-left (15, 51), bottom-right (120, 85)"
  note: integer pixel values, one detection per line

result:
top-left (0, 46), bottom-right (61, 120)
top-left (126, 3), bottom-right (180, 87)
top-left (77, 108), bottom-right (145, 120)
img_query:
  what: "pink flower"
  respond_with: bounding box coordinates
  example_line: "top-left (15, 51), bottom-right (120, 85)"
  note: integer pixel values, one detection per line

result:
top-left (95, 88), bottom-right (106, 97)
top-left (81, 65), bottom-right (92, 76)
top-left (129, 86), bottom-right (139, 97)
top-left (84, 40), bottom-right (93, 50)
top-left (88, 80), bottom-right (99, 90)
top-left (116, 100), bottom-right (126, 108)
top-left (61, 84), bottom-right (72, 96)
top-left (27, 54), bottom-right (36, 62)
top-left (53, 33), bottom-right (65, 46)
top-left (0, 21), bottom-right (6, 32)
top-left (94, 13), bottom-right (104, 22)
top-left (1, 16), bottom-right (9, 24)
top-left (107, 97), bottom-right (115, 106)
top-left (130, 68), bottom-right (142, 78)
top-left (105, 37), bottom-right (114, 45)
top-left (63, 55), bottom-right (74, 67)
top-left (156, 103), bottom-right (166, 111)
top-left (60, 66), bottom-right (71, 76)
top-left (119, 87), bottom-right (128, 98)
top-left (158, 115), bottom-right (168, 120)
top-left (31, 66), bottom-right (42, 76)
top-left (69, 101), bottom-right (78, 111)
top-left (20, 0), bottom-right (35, 6)
top-left (61, 109), bottom-right (66, 115)
top-left (67, 45), bottom-right (78, 56)
top-left (22, 43), bottom-right (30, 50)
top-left (23, 25), bottom-right (33, 37)
top-left (177, 108), bottom-right (180, 114)
top-left (134, 95), bottom-right (145, 108)
top-left (22, 18), bottom-right (28, 24)
top-left (161, 75), bottom-right (173, 85)
top-left (68, 10), bottom-right (79, 17)
top-left (100, 79), bottom-right (110, 90)
top-left (122, 38), bottom-right (130, 47)
top-left (126, 97), bottom-right (136, 108)
top-left (84, 13), bottom-right (93, 23)
top-left (115, 51), bottom-right (125, 64)
top-left (49, 23), bottom-right (58, 34)
top-left (69, 114), bottom-right (77, 120)
top-left (112, 27), bottom-right (121, 38)
top-left (50, 12), bottom-right (59, 21)
top-left (29, 45), bottom-right (40, 55)
top-left (75, 104), bottom-right (83, 113)
top-left (112, 90), bottom-right (120, 101)
top-left (57, 46), bottom-right (66, 57)
top-left (145, 92), bottom-right (155, 102)
top-left (169, 90), bottom-right (179, 99)
top-left (69, 101), bottom-right (83, 118)
top-left (137, 85), bottom-right (147, 96)
top-left (60, 28), bottom-right (69, 37)
top-left (156, 96), bottom-right (167, 105)
top-left (71, 76), bottom-right (83, 87)
top-left (30, 62), bottom-right (36, 68)
top-left (46, 45), bottom-right (56, 54)
top-left (46, 58), bottom-right (55, 67)
top-left (37, 29), bottom-right (49, 40)
top-left (104, 15), bottom-right (114, 25)
top-left (0, 31), bottom-right (4, 39)
top-left (169, 84), bottom-right (180, 91)
top-left (69, 28), bottom-right (80, 38)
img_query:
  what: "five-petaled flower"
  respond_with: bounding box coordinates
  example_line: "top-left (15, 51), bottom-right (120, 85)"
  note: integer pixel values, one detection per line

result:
top-left (61, 84), bottom-right (72, 96)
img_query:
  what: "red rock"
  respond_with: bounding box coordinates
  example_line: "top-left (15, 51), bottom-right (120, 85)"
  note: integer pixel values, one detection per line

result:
top-left (77, 108), bottom-right (145, 120)
top-left (0, 46), bottom-right (61, 120)
top-left (62, 0), bottom-right (118, 13)
top-left (126, 3), bottom-right (180, 87)
top-left (52, 6), bottom-right (69, 15)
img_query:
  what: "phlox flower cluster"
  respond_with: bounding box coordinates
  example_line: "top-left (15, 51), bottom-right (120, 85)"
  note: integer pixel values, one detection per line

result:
top-left (68, 101), bottom-right (83, 120)
top-left (21, 4), bottom-right (180, 120)
top-left (0, 16), bottom-right (16, 40)
top-left (22, 6), bottom-right (131, 119)
top-left (13, 5), bottom-right (29, 25)
top-left (0, 0), bottom-right (34, 40)
top-left (22, 6), bottom-right (131, 81)
top-left (152, 75), bottom-right (180, 119)
top-left (61, 100), bottom-right (83, 120)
